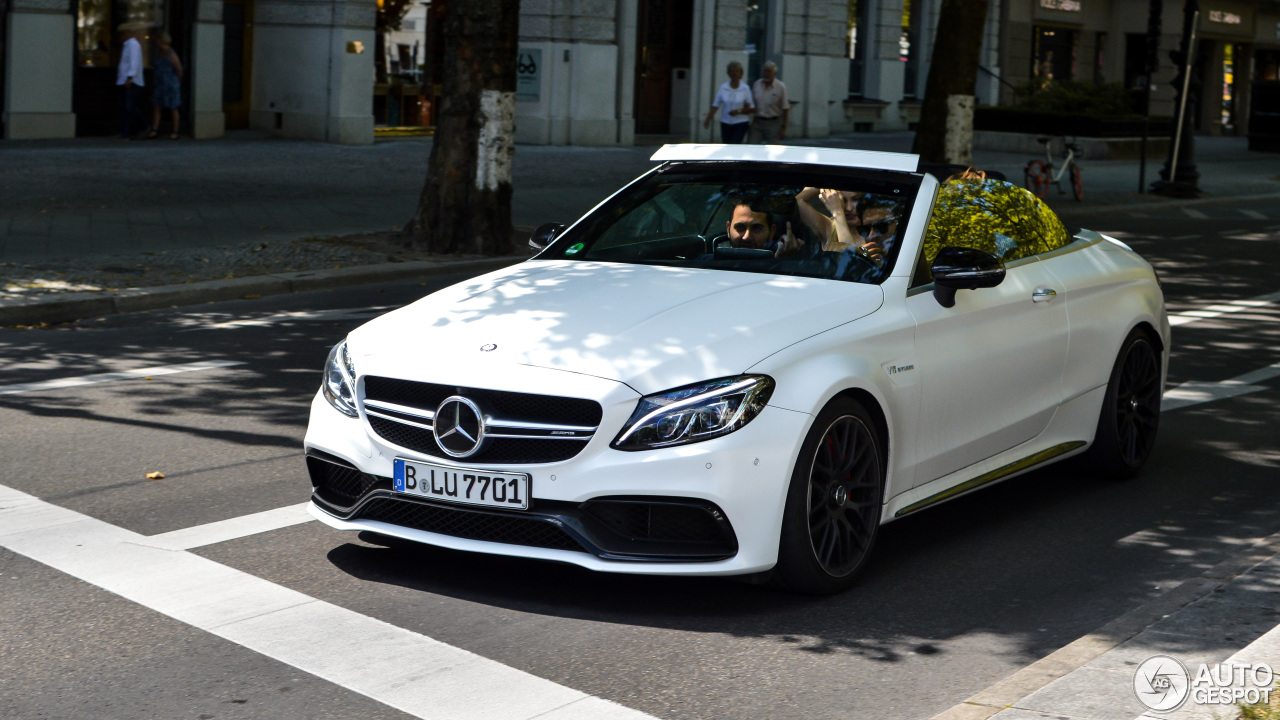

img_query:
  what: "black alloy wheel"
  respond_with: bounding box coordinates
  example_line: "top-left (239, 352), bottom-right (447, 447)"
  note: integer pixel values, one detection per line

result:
top-left (777, 398), bottom-right (884, 594)
top-left (1085, 329), bottom-right (1162, 479)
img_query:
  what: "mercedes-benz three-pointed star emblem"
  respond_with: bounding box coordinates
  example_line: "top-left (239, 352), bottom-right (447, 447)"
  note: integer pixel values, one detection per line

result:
top-left (433, 396), bottom-right (485, 458)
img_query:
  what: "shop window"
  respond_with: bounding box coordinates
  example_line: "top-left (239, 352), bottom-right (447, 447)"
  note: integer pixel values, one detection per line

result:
top-left (847, 0), bottom-right (867, 97)
top-left (1258, 50), bottom-right (1280, 81)
top-left (1124, 33), bottom-right (1148, 91)
top-left (1031, 26), bottom-right (1076, 86)
top-left (901, 0), bottom-right (919, 97)
top-left (746, 0), bottom-right (769, 82)
top-left (77, 0), bottom-right (165, 68)
top-left (1093, 31), bottom-right (1106, 84)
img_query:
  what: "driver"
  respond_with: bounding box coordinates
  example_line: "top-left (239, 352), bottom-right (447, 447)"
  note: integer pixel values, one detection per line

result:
top-left (725, 202), bottom-right (804, 258)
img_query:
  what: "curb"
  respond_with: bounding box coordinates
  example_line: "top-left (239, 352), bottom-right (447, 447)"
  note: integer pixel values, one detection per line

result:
top-left (0, 256), bottom-right (526, 328)
top-left (931, 530), bottom-right (1280, 720)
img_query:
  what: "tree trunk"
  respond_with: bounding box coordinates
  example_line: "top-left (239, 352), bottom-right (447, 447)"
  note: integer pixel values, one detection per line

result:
top-left (403, 0), bottom-right (520, 255)
top-left (911, 0), bottom-right (990, 164)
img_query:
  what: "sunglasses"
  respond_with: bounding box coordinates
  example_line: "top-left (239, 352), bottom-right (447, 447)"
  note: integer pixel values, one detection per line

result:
top-left (856, 218), bottom-right (897, 236)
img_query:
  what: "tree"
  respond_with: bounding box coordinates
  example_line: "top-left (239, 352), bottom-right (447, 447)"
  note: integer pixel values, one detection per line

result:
top-left (403, 0), bottom-right (521, 255)
top-left (911, 0), bottom-right (991, 164)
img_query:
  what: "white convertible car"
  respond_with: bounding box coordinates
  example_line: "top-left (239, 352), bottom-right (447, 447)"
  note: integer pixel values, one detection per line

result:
top-left (305, 145), bottom-right (1169, 593)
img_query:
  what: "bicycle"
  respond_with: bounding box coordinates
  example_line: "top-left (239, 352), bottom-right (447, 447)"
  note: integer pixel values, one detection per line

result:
top-left (1024, 136), bottom-right (1083, 201)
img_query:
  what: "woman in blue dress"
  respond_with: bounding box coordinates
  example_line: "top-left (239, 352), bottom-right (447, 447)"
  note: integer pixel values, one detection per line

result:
top-left (148, 31), bottom-right (184, 139)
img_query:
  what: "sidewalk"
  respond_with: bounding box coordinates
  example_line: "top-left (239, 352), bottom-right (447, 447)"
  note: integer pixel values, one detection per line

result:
top-left (935, 532), bottom-right (1280, 720)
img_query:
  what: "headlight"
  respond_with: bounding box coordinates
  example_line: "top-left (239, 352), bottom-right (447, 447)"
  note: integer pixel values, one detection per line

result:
top-left (612, 375), bottom-right (774, 451)
top-left (321, 340), bottom-right (359, 417)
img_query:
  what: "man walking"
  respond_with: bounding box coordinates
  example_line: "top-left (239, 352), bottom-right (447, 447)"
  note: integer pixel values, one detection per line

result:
top-left (117, 23), bottom-right (148, 139)
top-left (750, 61), bottom-right (790, 144)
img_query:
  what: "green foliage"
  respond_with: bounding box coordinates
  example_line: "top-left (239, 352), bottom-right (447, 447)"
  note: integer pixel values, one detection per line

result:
top-left (921, 178), bottom-right (1070, 273)
top-left (1013, 81), bottom-right (1140, 117)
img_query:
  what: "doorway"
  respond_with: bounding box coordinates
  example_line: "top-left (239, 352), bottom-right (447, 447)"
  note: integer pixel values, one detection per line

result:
top-left (222, 0), bottom-right (252, 129)
top-left (634, 0), bottom-right (693, 135)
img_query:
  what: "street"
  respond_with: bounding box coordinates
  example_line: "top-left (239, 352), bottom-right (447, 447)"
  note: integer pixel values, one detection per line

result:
top-left (2, 197), bottom-right (1279, 720)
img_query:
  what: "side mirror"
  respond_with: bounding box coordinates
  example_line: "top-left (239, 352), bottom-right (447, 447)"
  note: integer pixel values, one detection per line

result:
top-left (530, 223), bottom-right (565, 255)
top-left (931, 246), bottom-right (1006, 308)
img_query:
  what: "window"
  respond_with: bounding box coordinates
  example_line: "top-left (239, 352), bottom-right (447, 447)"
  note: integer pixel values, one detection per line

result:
top-left (544, 166), bottom-right (921, 285)
top-left (1032, 26), bottom-right (1077, 86)
top-left (847, 0), bottom-right (868, 97)
top-left (77, 0), bottom-right (165, 68)
top-left (901, 0), bottom-right (919, 97)
top-left (914, 178), bottom-right (1071, 284)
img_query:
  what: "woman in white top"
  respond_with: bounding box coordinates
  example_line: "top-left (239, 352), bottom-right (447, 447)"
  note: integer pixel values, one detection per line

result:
top-left (702, 61), bottom-right (754, 144)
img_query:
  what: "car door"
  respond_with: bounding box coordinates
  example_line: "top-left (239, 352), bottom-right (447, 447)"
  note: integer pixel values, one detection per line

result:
top-left (903, 177), bottom-right (1072, 487)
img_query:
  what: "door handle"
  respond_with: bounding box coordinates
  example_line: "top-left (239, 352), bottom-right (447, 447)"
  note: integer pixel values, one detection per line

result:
top-left (1032, 288), bottom-right (1058, 303)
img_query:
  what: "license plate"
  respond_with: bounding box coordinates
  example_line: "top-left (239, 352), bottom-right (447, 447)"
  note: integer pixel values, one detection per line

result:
top-left (392, 458), bottom-right (530, 510)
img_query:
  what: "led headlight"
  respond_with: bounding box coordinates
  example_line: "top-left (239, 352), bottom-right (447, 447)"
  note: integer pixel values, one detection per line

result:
top-left (612, 375), bottom-right (774, 451)
top-left (321, 339), bottom-right (359, 418)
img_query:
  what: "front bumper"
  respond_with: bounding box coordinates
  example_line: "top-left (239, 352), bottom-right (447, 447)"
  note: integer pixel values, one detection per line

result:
top-left (303, 391), bottom-right (811, 576)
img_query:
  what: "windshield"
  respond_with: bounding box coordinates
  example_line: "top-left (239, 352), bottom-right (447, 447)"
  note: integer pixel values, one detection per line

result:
top-left (542, 164), bottom-right (921, 284)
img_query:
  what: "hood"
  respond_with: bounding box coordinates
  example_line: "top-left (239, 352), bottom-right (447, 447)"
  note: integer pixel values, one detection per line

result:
top-left (349, 260), bottom-right (883, 395)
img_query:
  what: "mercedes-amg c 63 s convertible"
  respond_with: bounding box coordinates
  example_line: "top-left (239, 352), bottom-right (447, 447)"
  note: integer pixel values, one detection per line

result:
top-left (304, 144), bottom-right (1169, 593)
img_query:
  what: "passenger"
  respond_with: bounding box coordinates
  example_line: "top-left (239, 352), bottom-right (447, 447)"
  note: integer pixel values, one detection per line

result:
top-left (725, 202), bottom-right (804, 258)
top-left (794, 187), bottom-right (884, 262)
top-left (854, 195), bottom-right (903, 263)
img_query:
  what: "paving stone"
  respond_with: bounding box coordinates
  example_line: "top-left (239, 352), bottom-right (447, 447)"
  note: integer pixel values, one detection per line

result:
top-left (1086, 630), bottom-right (1234, 674)
top-left (1012, 666), bottom-right (1148, 720)
top-left (1146, 595), bottom-right (1280, 645)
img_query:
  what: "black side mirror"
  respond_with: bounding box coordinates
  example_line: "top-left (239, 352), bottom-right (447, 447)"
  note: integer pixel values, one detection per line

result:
top-left (530, 223), bottom-right (565, 255)
top-left (931, 246), bottom-right (1006, 308)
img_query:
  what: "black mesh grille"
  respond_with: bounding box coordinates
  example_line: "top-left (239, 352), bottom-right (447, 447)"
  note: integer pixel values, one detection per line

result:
top-left (364, 377), bottom-right (603, 426)
top-left (584, 501), bottom-right (730, 544)
top-left (307, 455), bottom-right (389, 508)
top-left (367, 414), bottom-right (590, 465)
top-left (357, 497), bottom-right (586, 552)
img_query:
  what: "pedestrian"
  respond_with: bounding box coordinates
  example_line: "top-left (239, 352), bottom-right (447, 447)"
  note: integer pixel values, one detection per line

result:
top-left (702, 61), bottom-right (753, 144)
top-left (750, 61), bottom-right (790, 143)
top-left (116, 23), bottom-right (148, 139)
top-left (147, 31), bottom-right (183, 139)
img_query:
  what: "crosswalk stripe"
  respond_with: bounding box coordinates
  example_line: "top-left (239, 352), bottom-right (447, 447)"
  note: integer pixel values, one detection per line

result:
top-left (0, 485), bottom-right (659, 720)
top-left (1240, 209), bottom-right (1267, 220)
top-left (1182, 208), bottom-right (1209, 219)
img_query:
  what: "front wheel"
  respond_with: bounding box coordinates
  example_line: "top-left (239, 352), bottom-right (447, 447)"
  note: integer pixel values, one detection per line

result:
top-left (1025, 161), bottom-right (1050, 198)
top-left (1084, 329), bottom-right (1162, 479)
top-left (1069, 164), bottom-right (1083, 201)
top-left (775, 398), bottom-right (884, 594)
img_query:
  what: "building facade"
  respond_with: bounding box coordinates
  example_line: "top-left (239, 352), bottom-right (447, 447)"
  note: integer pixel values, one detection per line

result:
top-left (3, 0), bottom-right (1276, 143)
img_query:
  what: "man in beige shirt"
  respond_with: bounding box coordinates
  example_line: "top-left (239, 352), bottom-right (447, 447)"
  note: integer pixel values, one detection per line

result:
top-left (750, 61), bottom-right (790, 143)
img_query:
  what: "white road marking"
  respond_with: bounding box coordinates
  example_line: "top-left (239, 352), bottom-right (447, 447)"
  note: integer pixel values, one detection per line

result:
top-left (1240, 209), bottom-right (1267, 220)
top-left (0, 360), bottom-right (244, 396)
top-left (1128, 213), bottom-right (1150, 218)
top-left (1169, 234), bottom-right (1202, 240)
top-left (1223, 230), bottom-right (1280, 241)
top-left (1167, 289), bottom-right (1280, 327)
top-left (0, 484), bottom-right (657, 720)
top-left (1163, 361), bottom-right (1280, 411)
top-left (1182, 208), bottom-right (1209, 219)
top-left (143, 503), bottom-right (313, 550)
top-left (181, 306), bottom-right (393, 331)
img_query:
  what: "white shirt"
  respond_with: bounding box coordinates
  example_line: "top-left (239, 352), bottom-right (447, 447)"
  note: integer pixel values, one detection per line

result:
top-left (713, 82), bottom-right (753, 124)
top-left (117, 37), bottom-right (145, 86)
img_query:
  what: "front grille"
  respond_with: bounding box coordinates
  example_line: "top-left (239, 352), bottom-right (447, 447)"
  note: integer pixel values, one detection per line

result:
top-left (362, 376), bottom-right (604, 465)
top-left (364, 377), bottom-right (603, 426)
top-left (367, 416), bottom-right (587, 464)
top-left (356, 496), bottom-right (586, 552)
top-left (308, 454), bottom-right (389, 508)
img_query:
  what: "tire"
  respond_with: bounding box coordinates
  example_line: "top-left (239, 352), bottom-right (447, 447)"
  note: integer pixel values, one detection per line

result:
top-left (1084, 329), bottom-right (1162, 479)
top-left (1070, 164), bottom-right (1083, 201)
top-left (1025, 161), bottom-right (1050, 198)
top-left (775, 397), bottom-right (885, 594)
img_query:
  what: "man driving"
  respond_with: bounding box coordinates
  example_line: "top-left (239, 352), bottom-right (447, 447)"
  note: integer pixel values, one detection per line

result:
top-left (726, 202), bottom-right (804, 258)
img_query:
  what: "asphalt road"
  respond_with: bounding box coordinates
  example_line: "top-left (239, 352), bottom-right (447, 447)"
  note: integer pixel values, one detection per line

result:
top-left (2, 199), bottom-right (1280, 720)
